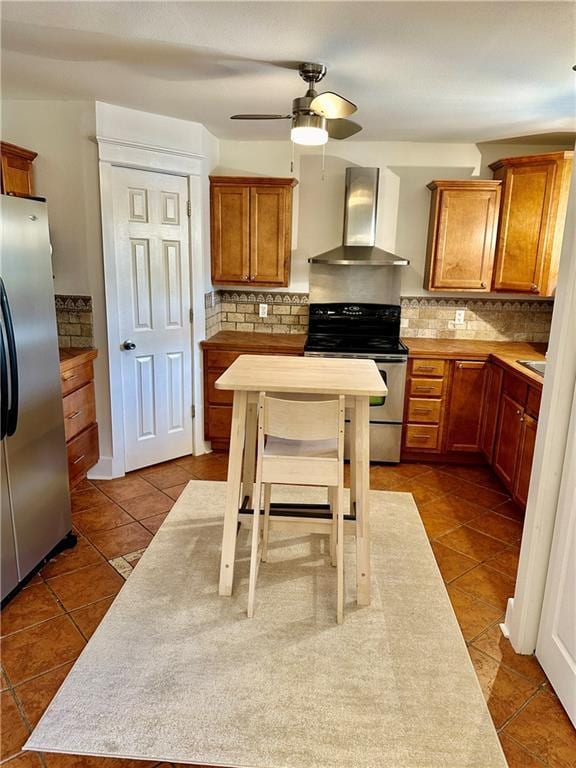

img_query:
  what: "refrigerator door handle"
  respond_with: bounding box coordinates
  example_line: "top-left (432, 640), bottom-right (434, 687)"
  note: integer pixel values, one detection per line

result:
top-left (0, 316), bottom-right (8, 440)
top-left (0, 278), bottom-right (19, 436)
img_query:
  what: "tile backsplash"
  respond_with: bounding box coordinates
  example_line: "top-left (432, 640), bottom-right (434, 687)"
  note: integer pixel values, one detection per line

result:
top-left (205, 290), bottom-right (552, 343)
top-left (55, 295), bottom-right (93, 348)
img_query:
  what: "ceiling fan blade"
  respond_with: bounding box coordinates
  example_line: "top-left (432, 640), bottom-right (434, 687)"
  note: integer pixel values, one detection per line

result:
top-left (310, 92), bottom-right (357, 119)
top-left (327, 119), bottom-right (363, 140)
top-left (230, 114), bottom-right (291, 120)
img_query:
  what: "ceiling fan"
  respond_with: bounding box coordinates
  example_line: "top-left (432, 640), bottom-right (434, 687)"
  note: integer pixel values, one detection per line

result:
top-left (231, 62), bottom-right (362, 145)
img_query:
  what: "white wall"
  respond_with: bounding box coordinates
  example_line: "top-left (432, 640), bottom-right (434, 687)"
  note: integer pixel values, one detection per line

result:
top-left (218, 138), bottom-right (574, 296)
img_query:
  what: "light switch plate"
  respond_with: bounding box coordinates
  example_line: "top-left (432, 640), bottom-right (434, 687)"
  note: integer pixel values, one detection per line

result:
top-left (259, 303), bottom-right (268, 318)
top-left (455, 309), bottom-right (465, 324)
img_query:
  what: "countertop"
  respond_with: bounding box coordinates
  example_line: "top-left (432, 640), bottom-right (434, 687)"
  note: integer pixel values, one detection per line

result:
top-left (59, 347), bottom-right (98, 373)
top-left (202, 333), bottom-right (546, 387)
top-left (201, 331), bottom-right (307, 353)
top-left (403, 338), bottom-right (546, 388)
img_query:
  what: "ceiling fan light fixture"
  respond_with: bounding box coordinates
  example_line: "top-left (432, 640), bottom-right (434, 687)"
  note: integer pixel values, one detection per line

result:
top-left (290, 114), bottom-right (328, 146)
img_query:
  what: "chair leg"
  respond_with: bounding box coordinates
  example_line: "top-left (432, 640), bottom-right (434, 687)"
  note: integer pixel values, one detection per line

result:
top-left (335, 483), bottom-right (344, 624)
top-left (262, 483), bottom-right (271, 562)
top-left (247, 476), bottom-right (263, 619)
top-left (328, 486), bottom-right (337, 566)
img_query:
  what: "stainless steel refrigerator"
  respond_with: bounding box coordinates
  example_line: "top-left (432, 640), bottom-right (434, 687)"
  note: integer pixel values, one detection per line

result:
top-left (1, 195), bottom-right (72, 602)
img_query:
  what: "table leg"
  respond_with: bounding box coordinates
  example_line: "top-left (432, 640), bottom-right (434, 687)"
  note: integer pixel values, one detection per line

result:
top-left (354, 396), bottom-right (371, 606)
top-left (242, 399), bottom-right (258, 508)
top-left (348, 401), bottom-right (356, 517)
top-left (219, 390), bottom-right (248, 596)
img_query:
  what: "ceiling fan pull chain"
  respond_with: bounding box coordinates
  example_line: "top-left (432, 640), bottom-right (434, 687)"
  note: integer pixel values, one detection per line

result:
top-left (290, 139), bottom-right (295, 174)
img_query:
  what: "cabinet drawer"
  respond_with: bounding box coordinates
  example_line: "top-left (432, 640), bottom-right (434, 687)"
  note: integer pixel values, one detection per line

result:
top-left (404, 425), bottom-right (439, 450)
top-left (409, 378), bottom-right (444, 397)
top-left (205, 350), bottom-right (242, 370)
top-left (407, 398), bottom-right (441, 423)
top-left (207, 406), bottom-right (232, 439)
top-left (411, 359), bottom-right (445, 377)
top-left (60, 361), bottom-right (94, 397)
top-left (503, 371), bottom-right (528, 404)
top-left (67, 423), bottom-right (99, 488)
top-left (526, 386), bottom-right (541, 419)
top-left (63, 382), bottom-right (96, 442)
top-left (206, 370), bottom-right (234, 405)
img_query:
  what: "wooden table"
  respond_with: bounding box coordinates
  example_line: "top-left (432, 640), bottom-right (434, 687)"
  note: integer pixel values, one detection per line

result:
top-left (215, 354), bottom-right (387, 606)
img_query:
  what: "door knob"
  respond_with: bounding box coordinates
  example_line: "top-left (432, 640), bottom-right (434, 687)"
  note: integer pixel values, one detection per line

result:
top-left (122, 340), bottom-right (136, 351)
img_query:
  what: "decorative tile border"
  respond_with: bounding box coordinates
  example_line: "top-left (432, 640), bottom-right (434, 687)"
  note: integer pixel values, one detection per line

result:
top-left (400, 296), bottom-right (554, 312)
top-left (220, 290), bottom-right (308, 305)
top-left (55, 294), bottom-right (93, 311)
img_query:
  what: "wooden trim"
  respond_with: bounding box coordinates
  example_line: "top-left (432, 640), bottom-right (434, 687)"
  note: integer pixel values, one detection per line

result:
top-left (209, 175), bottom-right (298, 187)
top-left (0, 141), bottom-right (37, 161)
top-left (426, 179), bottom-right (501, 191)
top-left (489, 151), bottom-right (573, 172)
top-left (59, 348), bottom-right (98, 374)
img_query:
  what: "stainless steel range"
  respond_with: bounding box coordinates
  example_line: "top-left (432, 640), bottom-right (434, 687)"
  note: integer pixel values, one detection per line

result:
top-left (304, 303), bottom-right (408, 462)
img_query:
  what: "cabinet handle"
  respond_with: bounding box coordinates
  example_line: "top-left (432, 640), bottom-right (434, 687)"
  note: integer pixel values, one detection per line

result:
top-left (413, 408), bottom-right (431, 414)
top-left (242, 274), bottom-right (249, 281)
top-left (416, 365), bottom-right (435, 371)
top-left (72, 454), bottom-right (85, 465)
top-left (250, 274), bottom-right (255, 280)
top-left (63, 373), bottom-right (77, 381)
top-left (516, 409), bottom-right (522, 415)
top-left (411, 434), bottom-right (431, 441)
top-left (520, 416), bottom-right (525, 422)
top-left (531, 284), bottom-right (539, 293)
top-left (415, 386), bottom-right (433, 392)
top-left (67, 410), bottom-right (82, 420)
top-left (480, 281), bottom-right (487, 289)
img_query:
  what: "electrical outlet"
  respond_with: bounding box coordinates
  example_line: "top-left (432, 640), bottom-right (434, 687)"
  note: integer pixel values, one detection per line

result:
top-left (259, 303), bottom-right (268, 318)
top-left (455, 309), bottom-right (465, 324)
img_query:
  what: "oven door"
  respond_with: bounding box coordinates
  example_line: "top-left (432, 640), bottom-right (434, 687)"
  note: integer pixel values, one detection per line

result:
top-left (368, 358), bottom-right (407, 423)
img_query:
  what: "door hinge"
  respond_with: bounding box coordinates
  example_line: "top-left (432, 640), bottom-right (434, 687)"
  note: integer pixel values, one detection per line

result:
top-left (192, 405), bottom-right (196, 419)
top-left (189, 308), bottom-right (194, 323)
top-left (186, 200), bottom-right (192, 218)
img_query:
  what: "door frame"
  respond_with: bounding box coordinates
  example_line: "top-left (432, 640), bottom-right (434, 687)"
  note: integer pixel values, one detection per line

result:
top-left (502, 149), bottom-right (576, 654)
top-left (96, 137), bottom-right (209, 477)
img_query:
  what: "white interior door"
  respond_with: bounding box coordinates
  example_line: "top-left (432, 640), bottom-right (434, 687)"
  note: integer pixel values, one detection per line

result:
top-left (112, 167), bottom-right (193, 471)
top-left (536, 381), bottom-right (576, 726)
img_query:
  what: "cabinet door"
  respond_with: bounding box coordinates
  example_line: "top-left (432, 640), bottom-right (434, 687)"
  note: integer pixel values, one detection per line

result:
top-left (513, 414), bottom-right (538, 507)
top-left (492, 162), bottom-right (556, 293)
top-left (493, 394), bottom-right (523, 486)
top-left (0, 143), bottom-right (36, 197)
top-left (427, 187), bottom-right (500, 291)
top-left (479, 363), bottom-right (504, 461)
top-left (211, 185), bottom-right (250, 284)
top-left (250, 186), bottom-right (290, 285)
top-left (445, 361), bottom-right (487, 452)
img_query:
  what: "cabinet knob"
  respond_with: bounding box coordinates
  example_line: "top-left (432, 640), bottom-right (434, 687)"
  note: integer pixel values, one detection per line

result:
top-left (457, 363), bottom-right (464, 369)
top-left (480, 282), bottom-right (487, 289)
top-left (242, 275), bottom-right (249, 281)
top-left (516, 409), bottom-right (522, 416)
top-left (250, 274), bottom-right (255, 281)
top-left (531, 284), bottom-right (539, 293)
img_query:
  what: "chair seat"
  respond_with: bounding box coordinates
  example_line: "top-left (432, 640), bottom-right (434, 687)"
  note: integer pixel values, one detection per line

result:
top-left (264, 436), bottom-right (338, 459)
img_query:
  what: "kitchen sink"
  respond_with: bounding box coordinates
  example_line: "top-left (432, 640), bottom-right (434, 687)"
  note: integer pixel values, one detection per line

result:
top-left (517, 360), bottom-right (546, 376)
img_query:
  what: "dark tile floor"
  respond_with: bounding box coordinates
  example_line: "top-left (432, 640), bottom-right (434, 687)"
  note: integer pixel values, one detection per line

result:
top-left (1, 454), bottom-right (574, 768)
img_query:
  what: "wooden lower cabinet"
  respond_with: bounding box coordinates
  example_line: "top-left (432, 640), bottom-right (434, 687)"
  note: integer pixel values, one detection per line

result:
top-left (514, 413), bottom-right (538, 507)
top-left (202, 335), bottom-right (304, 450)
top-left (445, 361), bottom-right (486, 452)
top-left (479, 363), bottom-right (504, 461)
top-left (493, 394), bottom-right (524, 487)
top-left (59, 350), bottom-right (99, 488)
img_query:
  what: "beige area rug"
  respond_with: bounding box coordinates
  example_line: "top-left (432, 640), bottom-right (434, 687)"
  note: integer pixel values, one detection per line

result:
top-left (26, 481), bottom-right (506, 768)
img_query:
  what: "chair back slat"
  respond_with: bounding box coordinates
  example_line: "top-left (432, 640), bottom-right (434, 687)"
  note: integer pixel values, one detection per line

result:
top-left (261, 394), bottom-right (343, 442)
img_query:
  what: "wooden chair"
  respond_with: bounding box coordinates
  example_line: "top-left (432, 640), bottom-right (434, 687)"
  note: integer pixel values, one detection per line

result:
top-left (247, 392), bottom-right (346, 623)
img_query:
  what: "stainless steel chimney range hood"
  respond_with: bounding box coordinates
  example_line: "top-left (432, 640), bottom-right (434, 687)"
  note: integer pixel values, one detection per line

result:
top-left (308, 167), bottom-right (409, 266)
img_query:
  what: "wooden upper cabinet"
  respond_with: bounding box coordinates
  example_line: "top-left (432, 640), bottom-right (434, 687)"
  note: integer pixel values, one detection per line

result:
top-left (425, 180), bottom-right (501, 292)
top-left (211, 184), bottom-right (250, 283)
top-left (1, 142), bottom-right (37, 197)
top-left (445, 360), bottom-right (487, 452)
top-left (210, 176), bottom-right (297, 287)
top-left (489, 152), bottom-right (573, 296)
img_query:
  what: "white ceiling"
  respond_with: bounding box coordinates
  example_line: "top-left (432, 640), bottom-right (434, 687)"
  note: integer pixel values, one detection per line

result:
top-left (2, 1), bottom-right (575, 143)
